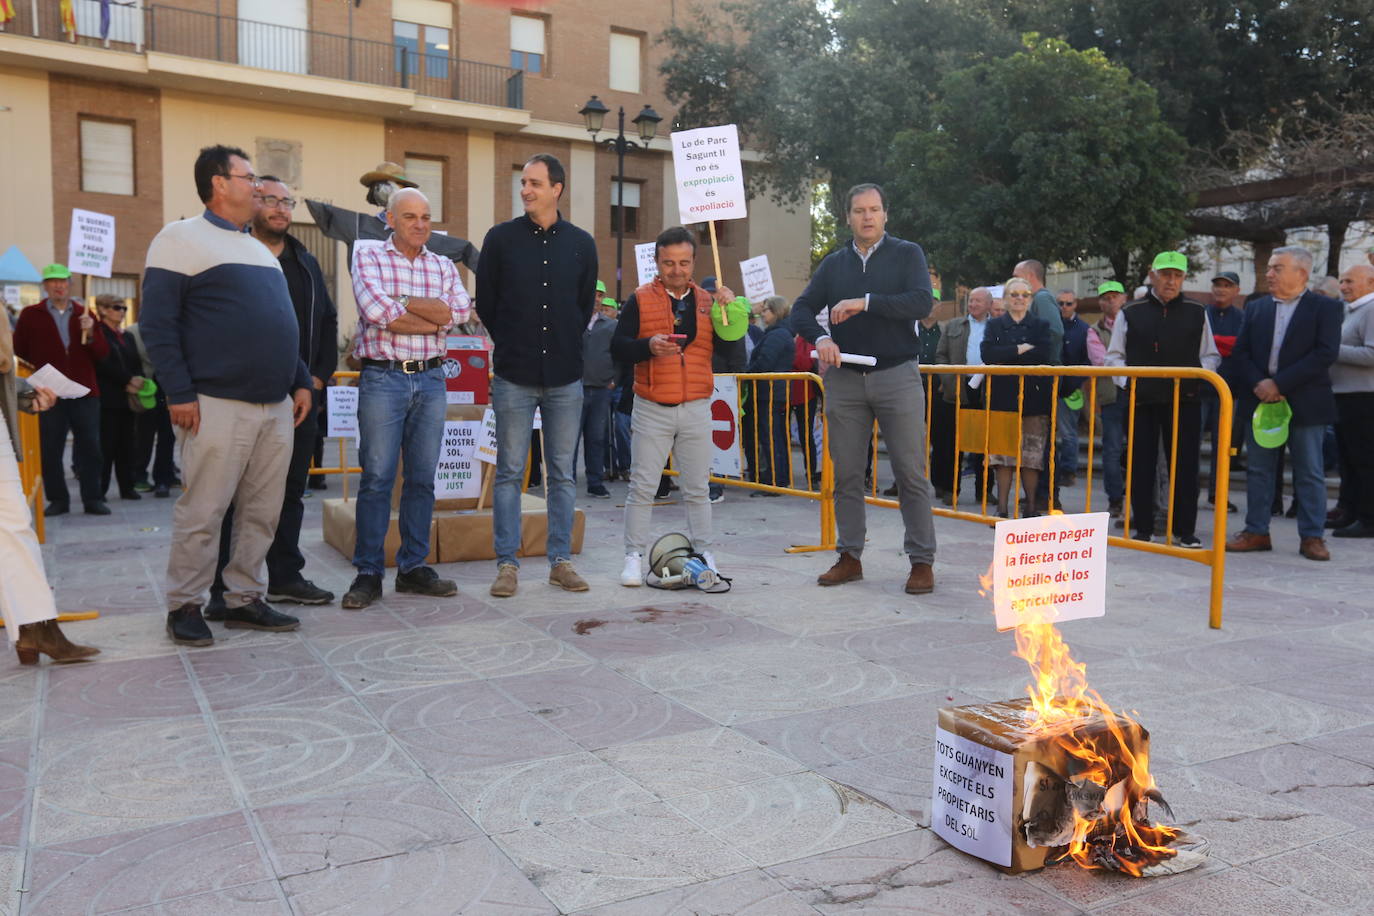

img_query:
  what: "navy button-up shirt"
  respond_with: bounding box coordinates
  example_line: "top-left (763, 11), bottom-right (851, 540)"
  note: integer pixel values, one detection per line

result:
top-left (476, 213), bottom-right (598, 387)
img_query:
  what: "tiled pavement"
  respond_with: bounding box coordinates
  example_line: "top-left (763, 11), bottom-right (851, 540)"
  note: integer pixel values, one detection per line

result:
top-left (4, 475), bottom-right (1372, 914)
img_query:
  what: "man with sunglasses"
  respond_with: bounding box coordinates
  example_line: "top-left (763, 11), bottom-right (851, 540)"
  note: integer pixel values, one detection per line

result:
top-left (141, 145), bottom-right (315, 647)
top-left (204, 176), bottom-right (340, 621)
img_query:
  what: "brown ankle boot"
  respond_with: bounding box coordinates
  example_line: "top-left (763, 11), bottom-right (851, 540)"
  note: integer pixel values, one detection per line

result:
top-left (15, 620), bottom-right (101, 665)
top-left (905, 562), bottom-right (934, 595)
top-left (818, 552), bottom-right (863, 586)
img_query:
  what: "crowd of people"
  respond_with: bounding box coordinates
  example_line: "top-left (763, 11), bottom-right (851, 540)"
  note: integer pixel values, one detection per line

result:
top-left (1, 145), bottom-right (1370, 661)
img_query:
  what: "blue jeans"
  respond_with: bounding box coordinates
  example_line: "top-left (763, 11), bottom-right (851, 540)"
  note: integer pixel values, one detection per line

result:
top-left (580, 386), bottom-right (614, 488)
top-left (353, 366), bottom-right (446, 576)
top-left (1244, 421), bottom-right (1327, 539)
top-left (492, 376), bottom-right (582, 568)
top-left (613, 410), bottom-right (633, 473)
top-left (1099, 398), bottom-right (1126, 503)
top-left (1056, 402), bottom-right (1080, 476)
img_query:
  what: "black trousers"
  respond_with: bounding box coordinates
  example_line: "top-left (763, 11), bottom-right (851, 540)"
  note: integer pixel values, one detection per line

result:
top-left (135, 399), bottom-right (177, 486)
top-left (1335, 392), bottom-right (1374, 524)
top-left (929, 391), bottom-right (956, 494)
top-left (213, 408), bottom-right (317, 595)
top-left (743, 391), bottom-right (791, 487)
top-left (38, 395), bottom-right (103, 508)
top-left (99, 406), bottom-right (140, 497)
top-left (1129, 401), bottom-right (1201, 537)
top-left (790, 397), bottom-right (822, 486)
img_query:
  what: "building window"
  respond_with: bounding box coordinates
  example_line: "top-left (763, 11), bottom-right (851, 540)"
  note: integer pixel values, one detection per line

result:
top-left (404, 156), bottom-right (445, 223)
top-left (510, 14), bottom-right (545, 74)
top-left (691, 222), bottom-right (728, 247)
top-left (609, 32), bottom-right (641, 93)
top-left (394, 20), bottom-right (450, 79)
top-left (79, 118), bottom-right (135, 196)
top-left (511, 169), bottom-right (524, 219)
top-left (609, 180), bottom-right (640, 234)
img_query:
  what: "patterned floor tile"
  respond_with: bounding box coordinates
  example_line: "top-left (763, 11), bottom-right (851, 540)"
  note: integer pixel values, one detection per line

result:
top-left (491, 801), bottom-right (753, 912)
top-left (228, 734), bottom-right (424, 807)
top-left (41, 655), bottom-right (200, 734)
top-left (441, 751), bottom-right (658, 834)
top-left (24, 811), bottom-right (269, 913)
top-left (253, 778), bottom-right (480, 877)
top-left (280, 836), bottom-right (556, 915)
top-left (390, 710), bottom-right (581, 776)
top-left (596, 727), bottom-right (804, 799)
top-left (196, 664), bottom-right (346, 713)
top-left (356, 679), bottom-right (523, 732)
top-left (1241, 829), bottom-right (1374, 911)
top-left (571, 868), bottom-right (817, 915)
top-left (662, 661), bottom-right (921, 726)
top-left (820, 749), bottom-right (934, 824)
top-left (1196, 742), bottom-right (1374, 828)
top-left (737, 694), bottom-right (946, 768)
top-left (671, 771), bottom-right (915, 867)
top-left (212, 695), bottom-right (382, 753)
top-left (1091, 867), bottom-right (1324, 915)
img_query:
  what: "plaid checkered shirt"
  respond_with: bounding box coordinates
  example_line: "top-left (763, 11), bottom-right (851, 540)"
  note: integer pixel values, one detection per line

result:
top-left (352, 235), bottom-right (471, 361)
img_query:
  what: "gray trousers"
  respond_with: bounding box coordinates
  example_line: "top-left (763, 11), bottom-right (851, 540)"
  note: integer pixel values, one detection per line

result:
top-left (825, 362), bottom-right (937, 564)
top-left (624, 398), bottom-right (712, 555)
top-left (167, 395), bottom-right (293, 609)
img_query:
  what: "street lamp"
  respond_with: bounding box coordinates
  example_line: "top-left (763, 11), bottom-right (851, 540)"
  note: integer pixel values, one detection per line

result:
top-left (580, 95), bottom-right (663, 299)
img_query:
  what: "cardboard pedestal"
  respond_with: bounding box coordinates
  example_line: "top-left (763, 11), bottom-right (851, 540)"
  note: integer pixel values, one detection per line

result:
top-left (932, 697), bottom-right (1149, 874)
top-left (322, 493), bottom-right (584, 567)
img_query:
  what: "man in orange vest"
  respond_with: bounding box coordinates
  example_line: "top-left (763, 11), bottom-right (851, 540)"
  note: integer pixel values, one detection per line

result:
top-left (611, 226), bottom-right (749, 586)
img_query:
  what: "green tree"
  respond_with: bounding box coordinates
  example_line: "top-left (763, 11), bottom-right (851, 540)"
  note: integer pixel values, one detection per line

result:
top-left (885, 37), bottom-right (1189, 283)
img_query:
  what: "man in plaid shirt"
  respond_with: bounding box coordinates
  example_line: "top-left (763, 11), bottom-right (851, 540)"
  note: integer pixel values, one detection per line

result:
top-left (341, 188), bottom-right (471, 610)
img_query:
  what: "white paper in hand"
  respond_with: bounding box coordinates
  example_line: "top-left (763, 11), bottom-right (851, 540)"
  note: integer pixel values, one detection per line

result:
top-left (28, 364), bottom-right (91, 399)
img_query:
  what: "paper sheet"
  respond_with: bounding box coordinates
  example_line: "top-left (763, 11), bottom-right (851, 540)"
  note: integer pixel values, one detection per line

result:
top-left (28, 364), bottom-right (91, 399)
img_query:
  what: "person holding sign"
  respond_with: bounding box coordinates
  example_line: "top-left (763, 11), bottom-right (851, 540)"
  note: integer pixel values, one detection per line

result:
top-left (140, 145), bottom-right (316, 646)
top-left (477, 154), bottom-right (599, 598)
top-left (342, 187), bottom-right (471, 610)
top-left (13, 263), bottom-right (110, 516)
top-left (790, 183), bottom-right (938, 595)
top-left (611, 226), bottom-right (749, 586)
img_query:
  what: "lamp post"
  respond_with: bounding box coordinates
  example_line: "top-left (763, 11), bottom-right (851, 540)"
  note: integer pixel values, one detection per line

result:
top-left (579, 95), bottom-right (662, 300)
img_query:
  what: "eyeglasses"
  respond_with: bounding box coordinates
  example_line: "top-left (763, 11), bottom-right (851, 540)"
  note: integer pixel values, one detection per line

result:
top-left (257, 195), bottom-right (297, 210)
top-left (106, 304), bottom-right (128, 312)
top-left (224, 172), bottom-right (261, 188)
top-left (1007, 291), bottom-right (1032, 299)
top-left (1057, 301), bottom-right (1076, 307)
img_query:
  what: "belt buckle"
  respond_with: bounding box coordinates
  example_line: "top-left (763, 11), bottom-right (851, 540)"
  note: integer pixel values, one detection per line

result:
top-left (401, 359), bottom-right (422, 374)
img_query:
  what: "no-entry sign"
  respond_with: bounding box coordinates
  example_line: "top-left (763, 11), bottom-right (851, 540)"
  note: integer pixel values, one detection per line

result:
top-left (709, 375), bottom-right (741, 477)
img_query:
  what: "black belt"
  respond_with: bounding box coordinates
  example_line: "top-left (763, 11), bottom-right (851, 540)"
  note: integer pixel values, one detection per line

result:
top-left (361, 356), bottom-right (443, 374)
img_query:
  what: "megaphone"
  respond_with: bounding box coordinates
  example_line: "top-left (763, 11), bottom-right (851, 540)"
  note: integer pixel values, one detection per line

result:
top-left (648, 532), bottom-right (720, 591)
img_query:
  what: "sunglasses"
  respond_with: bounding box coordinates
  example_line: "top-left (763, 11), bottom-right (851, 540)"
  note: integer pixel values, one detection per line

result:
top-left (105, 304), bottom-right (128, 312)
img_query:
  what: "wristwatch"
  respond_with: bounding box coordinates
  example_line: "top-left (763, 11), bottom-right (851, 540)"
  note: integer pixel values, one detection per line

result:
top-left (396, 294), bottom-right (411, 309)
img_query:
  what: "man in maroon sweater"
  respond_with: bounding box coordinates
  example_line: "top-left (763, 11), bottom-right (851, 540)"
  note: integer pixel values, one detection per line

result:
top-left (13, 264), bottom-right (111, 516)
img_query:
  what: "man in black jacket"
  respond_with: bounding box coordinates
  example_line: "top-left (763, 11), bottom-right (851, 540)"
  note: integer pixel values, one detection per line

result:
top-left (208, 177), bottom-right (339, 616)
top-left (791, 183), bottom-right (937, 595)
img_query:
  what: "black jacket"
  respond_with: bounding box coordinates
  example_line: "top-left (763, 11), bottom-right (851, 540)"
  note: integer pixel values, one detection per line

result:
top-left (94, 324), bottom-right (142, 411)
top-left (1231, 291), bottom-right (1342, 426)
top-left (981, 312), bottom-right (1053, 416)
top-left (283, 233), bottom-right (339, 384)
top-left (1121, 292), bottom-right (1208, 403)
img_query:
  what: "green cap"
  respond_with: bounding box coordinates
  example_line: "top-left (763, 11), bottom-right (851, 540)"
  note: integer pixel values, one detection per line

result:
top-left (42, 263), bottom-right (71, 280)
top-left (932, 287), bottom-right (942, 301)
top-left (712, 296), bottom-right (751, 341)
top-left (136, 378), bottom-right (159, 411)
top-left (1151, 251), bottom-right (1188, 273)
top-left (1063, 389), bottom-right (1085, 411)
top-left (1252, 400), bottom-right (1292, 449)
top-left (600, 297), bottom-right (619, 310)
top-left (595, 280), bottom-right (606, 293)
top-left (1097, 281), bottom-right (1125, 296)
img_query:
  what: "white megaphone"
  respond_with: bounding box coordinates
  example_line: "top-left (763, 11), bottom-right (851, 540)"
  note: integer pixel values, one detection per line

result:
top-left (648, 532), bottom-right (720, 591)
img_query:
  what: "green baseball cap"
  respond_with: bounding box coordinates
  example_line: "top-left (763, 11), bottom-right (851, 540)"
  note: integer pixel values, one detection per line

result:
top-left (1063, 389), bottom-right (1085, 411)
top-left (136, 378), bottom-right (159, 411)
top-left (1097, 281), bottom-right (1125, 296)
top-left (42, 263), bottom-right (72, 280)
top-left (600, 297), bottom-right (619, 310)
top-left (1151, 251), bottom-right (1188, 273)
top-left (1252, 400), bottom-right (1292, 450)
top-left (595, 280), bottom-right (607, 293)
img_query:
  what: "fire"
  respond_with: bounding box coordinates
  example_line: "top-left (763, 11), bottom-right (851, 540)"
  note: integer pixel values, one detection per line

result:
top-left (981, 568), bottom-right (1182, 876)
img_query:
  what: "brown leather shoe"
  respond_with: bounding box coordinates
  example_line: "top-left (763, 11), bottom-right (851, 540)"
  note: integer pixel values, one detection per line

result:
top-left (1299, 536), bottom-right (1330, 561)
top-left (818, 552), bottom-right (862, 586)
top-left (1225, 531), bottom-right (1272, 552)
top-left (489, 563), bottom-right (518, 598)
top-left (905, 562), bottom-right (934, 595)
top-left (549, 561), bottom-right (590, 592)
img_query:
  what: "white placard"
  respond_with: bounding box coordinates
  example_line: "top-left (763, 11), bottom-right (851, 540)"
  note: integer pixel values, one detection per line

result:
top-left (931, 725), bottom-right (1014, 867)
top-left (435, 420), bottom-right (481, 498)
top-left (991, 512), bottom-right (1108, 631)
top-left (27, 364), bottom-right (91, 399)
top-left (326, 385), bottom-right (358, 440)
top-left (68, 209), bottom-right (116, 279)
top-left (708, 375), bottom-right (742, 477)
top-left (476, 407), bottom-right (498, 465)
top-left (635, 242), bottom-right (658, 286)
top-left (2, 286), bottom-right (19, 308)
top-left (739, 254), bottom-right (775, 302)
top-left (671, 124), bottom-right (748, 225)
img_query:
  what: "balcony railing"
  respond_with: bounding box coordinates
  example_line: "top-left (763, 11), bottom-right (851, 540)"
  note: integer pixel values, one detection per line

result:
top-left (3, 3), bottom-right (524, 110)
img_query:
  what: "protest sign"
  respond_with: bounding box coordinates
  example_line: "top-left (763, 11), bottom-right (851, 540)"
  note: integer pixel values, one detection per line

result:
top-left (635, 242), bottom-right (657, 286)
top-left (739, 254), bottom-right (775, 302)
top-left (709, 375), bottom-right (742, 477)
top-left (476, 407), bottom-right (498, 465)
top-left (68, 210), bottom-right (115, 279)
top-left (326, 386), bottom-right (358, 441)
top-left (990, 512), bottom-right (1108, 630)
top-left (671, 125), bottom-right (747, 224)
top-left (930, 725), bottom-right (1014, 867)
top-left (434, 421), bottom-right (481, 498)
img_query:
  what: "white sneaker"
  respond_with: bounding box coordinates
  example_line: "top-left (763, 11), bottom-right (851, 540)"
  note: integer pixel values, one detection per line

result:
top-left (700, 550), bottom-right (719, 573)
top-left (620, 553), bottom-right (643, 587)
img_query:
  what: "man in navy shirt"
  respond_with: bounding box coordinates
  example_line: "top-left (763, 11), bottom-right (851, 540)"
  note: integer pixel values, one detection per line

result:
top-left (1203, 271), bottom-right (1245, 512)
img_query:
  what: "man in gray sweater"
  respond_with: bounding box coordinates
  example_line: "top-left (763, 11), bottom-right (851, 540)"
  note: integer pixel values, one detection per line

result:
top-left (1331, 264), bottom-right (1374, 537)
top-left (581, 296), bottom-right (620, 498)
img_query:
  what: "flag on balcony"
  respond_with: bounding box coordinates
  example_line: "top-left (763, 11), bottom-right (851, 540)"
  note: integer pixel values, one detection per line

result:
top-left (0, 0), bottom-right (16, 26)
top-left (60, 0), bottom-right (77, 37)
top-left (100, 0), bottom-right (112, 39)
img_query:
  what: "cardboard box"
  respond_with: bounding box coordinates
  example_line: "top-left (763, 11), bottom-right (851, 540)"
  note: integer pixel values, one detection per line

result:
top-left (323, 493), bottom-right (584, 566)
top-left (322, 498), bottom-right (438, 569)
top-left (931, 698), bottom-right (1149, 874)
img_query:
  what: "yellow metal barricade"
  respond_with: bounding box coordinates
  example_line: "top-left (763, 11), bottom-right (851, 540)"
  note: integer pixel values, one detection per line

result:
top-left (15, 360), bottom-right (46, 543)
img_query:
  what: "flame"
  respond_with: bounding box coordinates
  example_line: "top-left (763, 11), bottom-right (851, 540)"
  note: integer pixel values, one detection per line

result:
top-left (981, 567), bottom-right (1181, 876)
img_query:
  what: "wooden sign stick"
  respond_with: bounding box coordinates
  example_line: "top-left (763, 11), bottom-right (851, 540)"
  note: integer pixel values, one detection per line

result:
top-left (708, 221), bottom-right (728, 326)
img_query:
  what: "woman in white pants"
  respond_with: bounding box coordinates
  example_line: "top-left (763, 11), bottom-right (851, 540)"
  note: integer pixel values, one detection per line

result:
top-left (0, 350), bottom-right (100, 664)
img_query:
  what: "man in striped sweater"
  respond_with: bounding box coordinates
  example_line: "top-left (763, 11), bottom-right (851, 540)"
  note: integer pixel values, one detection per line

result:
top-left (140, 145), bottom-right (314, 647)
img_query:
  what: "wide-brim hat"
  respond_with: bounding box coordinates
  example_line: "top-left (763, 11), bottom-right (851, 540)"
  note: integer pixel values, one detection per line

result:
top-left (359, 162), bottom-right (419, 189)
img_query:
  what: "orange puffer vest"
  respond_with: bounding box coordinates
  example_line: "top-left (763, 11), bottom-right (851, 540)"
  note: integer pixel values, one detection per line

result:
top-left (633, 278), bottom-right (715, 405)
